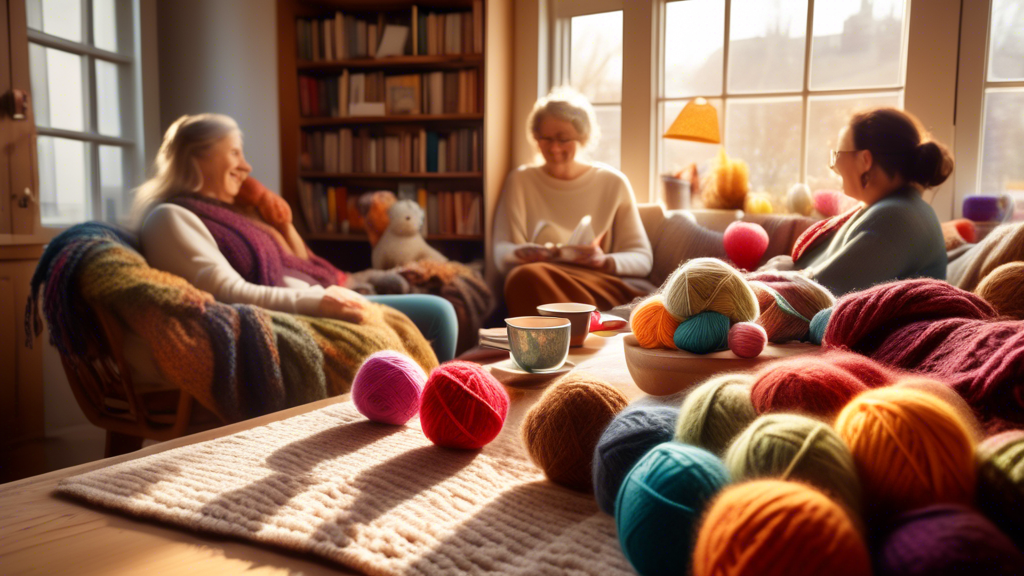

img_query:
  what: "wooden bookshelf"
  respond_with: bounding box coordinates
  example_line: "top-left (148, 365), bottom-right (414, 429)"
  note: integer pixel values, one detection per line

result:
top-left (277, 0), bottom-right (512, 270)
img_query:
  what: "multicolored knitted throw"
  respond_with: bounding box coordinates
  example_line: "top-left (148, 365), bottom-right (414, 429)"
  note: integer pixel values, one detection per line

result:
top-left (26, 222), bottom-right (437, 423)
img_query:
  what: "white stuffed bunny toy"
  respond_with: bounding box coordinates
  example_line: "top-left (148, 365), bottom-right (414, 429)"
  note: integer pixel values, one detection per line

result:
top-left (372, 200), bottom-right (448, 269)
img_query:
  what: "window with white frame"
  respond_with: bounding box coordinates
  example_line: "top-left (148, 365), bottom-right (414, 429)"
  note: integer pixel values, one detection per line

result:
top-left (659, 0), bottom-right (908, 204)
top-left (978, 0), bottom-right (1024, 218)
top-left (26, 0), bottom-right (140, 226)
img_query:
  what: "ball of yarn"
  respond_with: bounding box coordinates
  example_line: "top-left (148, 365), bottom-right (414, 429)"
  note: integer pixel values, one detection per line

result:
top-left (728, 322), bottom-right (767, 358)
top-left (743, 192), bottom-right (773, 215)
top-left (676, 373), bottom-right (757, 454)
top-left (877, 504), bottom-right (1024, 576)
top-left (629, 296), bottom-right (679, 349)
top-left (808, 307), bottom-right (831, 345)
top-left (661, 257), bottom-right (759, 323)
top-left (419, 361), bottom-right (509, 449)
top-left (593, 406), bottom-right (679, 515)
top-left (692, 480), bottom-right (871, 576)
top-left (786, 183), bottom-right (813, 216)
top-left (812, 189), bottom-right (856, 217)
top-left (976, 430), bottom-right (1024, 549)
top-left (616, 442), bottom-right (730, 576)
top-left (751, 356), bottom-right (870, 419)
top-left (976, 261), bottom-right (1024, 320)
top-left (724, 221), bottom-right (769, 271)
top-left (351, 350), bottom-right (427, 425)
top-left (835, 387), bottom-right (976, 517)
top-left (724, 414), bottom-right (862, 514)
top-left (746, 271), bottom-right (835, 343)
top-left (674, 311), bottom-right (730, 354)
top-left (824, 349), bottom-right (897, 388)
top-left (894, 377), bottom-right (982, 441)
top-left (522, 373), bottom-right (629, 492)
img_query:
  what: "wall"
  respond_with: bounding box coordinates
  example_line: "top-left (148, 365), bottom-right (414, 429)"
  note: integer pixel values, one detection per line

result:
top-left (156, 0), bottom-right (281, 192)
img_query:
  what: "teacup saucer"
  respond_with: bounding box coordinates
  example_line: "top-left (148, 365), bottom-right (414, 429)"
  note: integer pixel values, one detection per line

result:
top-left (490, 359), bottom-right (575, 389)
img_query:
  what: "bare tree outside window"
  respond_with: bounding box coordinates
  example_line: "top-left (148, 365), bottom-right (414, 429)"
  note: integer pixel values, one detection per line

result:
top-left (570, 11), bottom-right (623, 169)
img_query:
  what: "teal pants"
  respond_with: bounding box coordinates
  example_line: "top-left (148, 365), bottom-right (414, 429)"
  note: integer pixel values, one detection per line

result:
top-left (367, 294), bottom-right (458, 362)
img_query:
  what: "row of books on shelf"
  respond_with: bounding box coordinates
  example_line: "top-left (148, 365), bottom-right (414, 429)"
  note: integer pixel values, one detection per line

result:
top-left (295, 3), bottom-right (483, 62)
top-left (298, 69), bottom-right (479, 118)
top-left (301, 127), bottom-right (480, 175)
top-left (298, 182), bottom-right (483, 237)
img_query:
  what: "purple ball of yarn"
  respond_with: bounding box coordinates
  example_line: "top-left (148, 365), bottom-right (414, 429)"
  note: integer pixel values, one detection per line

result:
top-left (351, 350), bottom-right (427, 425)
top-left (877, 504), bottom-right (1024, 576)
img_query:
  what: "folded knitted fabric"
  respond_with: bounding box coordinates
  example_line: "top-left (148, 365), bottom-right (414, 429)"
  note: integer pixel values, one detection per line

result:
top-left (823, 278), bottom-right (1024, 425)
top-left (947, 221), bottom-right (1024, 292)
top-left (27, 222), bottom-right (437, 423)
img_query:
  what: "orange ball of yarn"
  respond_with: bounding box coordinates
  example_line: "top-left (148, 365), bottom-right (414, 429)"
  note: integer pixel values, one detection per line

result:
top-left (693, 480), bottom-right (871, 576)
top-left (975, 261), bottom-right (1024, 320)
top-left (521, 372), bottom-right (629, 492)
top-left (894, 377), bottom-right (983, 442)
top-left (835, 387), bottom-right (976, 518)
top-left (630, 296), bottom-right (679, 349)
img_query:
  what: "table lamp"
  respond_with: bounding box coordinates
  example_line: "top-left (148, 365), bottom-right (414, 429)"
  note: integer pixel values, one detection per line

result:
top-left (661, 97), bottom-right (720, 209)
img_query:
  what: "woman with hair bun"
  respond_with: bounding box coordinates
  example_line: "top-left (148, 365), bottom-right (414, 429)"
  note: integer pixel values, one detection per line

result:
top-left (784, 107), bottom-right (954, 295)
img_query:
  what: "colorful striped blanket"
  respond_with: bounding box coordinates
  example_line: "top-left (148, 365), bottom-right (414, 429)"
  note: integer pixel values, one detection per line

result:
top-left (26, 223), bottom-right (437, 423)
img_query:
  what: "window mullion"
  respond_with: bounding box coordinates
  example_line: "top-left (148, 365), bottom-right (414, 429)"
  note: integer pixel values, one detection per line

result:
top-left (799, 0), bottom-right (815, 185)
top-left (721, 0), bottom-right (731, 140)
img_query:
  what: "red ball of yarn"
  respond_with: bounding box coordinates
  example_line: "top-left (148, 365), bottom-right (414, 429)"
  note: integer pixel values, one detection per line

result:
top-left (728, 322), bottom-right (767, 358)
top-left (723, 221), bottom-right (769, 271)
top-left (419, 361), bottom-right (509, 449)
top-left (751, 355), bottom-right (870, 419)
top-left (825, 350), bottom-right (898, 388)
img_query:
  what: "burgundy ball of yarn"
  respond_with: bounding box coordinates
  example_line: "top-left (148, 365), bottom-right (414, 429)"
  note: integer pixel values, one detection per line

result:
top-left (877, 504), bottom-right (1024, 576)
top-left (419, 361), bottom-right (510, 449)
top-left (724, 221), bottom-right (769, 271)
top-left (751, 356), bottom-right (869, 419)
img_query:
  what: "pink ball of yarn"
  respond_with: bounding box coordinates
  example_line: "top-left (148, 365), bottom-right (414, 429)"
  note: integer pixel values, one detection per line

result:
top-left (813, 189), bottom-right (857, 217)
top-left (420, 361), bottom-right (510, 449)
top-left (351, 350), bottom-right (427, 425)
top-left (729, 322), bottom-right (767, 358)
top-left (724, 221), bottom-right (770, 271)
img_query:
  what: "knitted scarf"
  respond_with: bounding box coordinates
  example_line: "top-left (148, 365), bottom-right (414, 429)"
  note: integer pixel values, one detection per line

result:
top-left (791, 206), bottom-right (861, 263)
top-left (169, 194), bottom-right (345, 288)
top-left (26, 222), bottom-right (437, 423)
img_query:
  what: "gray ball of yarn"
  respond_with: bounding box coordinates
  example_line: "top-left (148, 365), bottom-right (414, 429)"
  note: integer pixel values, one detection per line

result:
top-left (593, 405), bottom-right (680, 515)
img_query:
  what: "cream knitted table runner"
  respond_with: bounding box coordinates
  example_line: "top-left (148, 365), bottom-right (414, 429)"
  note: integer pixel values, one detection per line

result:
top-left (56, 402), bottom-right (632, 575)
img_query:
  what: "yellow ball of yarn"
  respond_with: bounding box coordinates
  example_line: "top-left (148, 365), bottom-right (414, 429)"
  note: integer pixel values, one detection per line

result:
top-left (744, 192), bottom-right (774, 215)
top-left (661, 257), bottom-right (760, 323)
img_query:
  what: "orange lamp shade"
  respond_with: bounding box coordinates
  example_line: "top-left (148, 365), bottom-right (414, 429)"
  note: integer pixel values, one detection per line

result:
top-left (664, 97), bottom-right (721, 144)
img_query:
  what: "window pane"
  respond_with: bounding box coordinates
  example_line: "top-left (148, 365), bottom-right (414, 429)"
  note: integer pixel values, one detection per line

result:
top-left (95, 60), bottom-right (122, 136)
top-left (660, 98), bottom-right (723, 177)
top-left (665, 0), bottom-right (725, 98)
top-left (980, 89), bottom-right (1024, 219)
top-left (805, 92), bottom-right (901, 192)
top-left (26, 0), bottom-right (82, 43)
top-left (989, 0), bottom-right (1024, 81)
top-left (29, 44), bottom-right (85, 132)
top-left (725, 97), bottom-right (802, 198)
top-left (37, 136), bottom-right (90, 226)
top-left (588, 104), bottom-right (621, 170)
top-left (99, 146), bottom-right (125, 222)
top-left (810, 0), bottom-right (906, 90)
top-left (570, 11), bottom-right (622, 103)
top-left (92, 0), bottom-right (119, 52)
top-left (728, 0), bottom-right (807, 93)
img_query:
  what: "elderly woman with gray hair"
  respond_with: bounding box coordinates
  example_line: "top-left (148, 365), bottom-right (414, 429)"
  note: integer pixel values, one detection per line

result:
top-left (134, 113), bottom-right (458, 361)
top-left (493, 88), bottom-right (653, 317)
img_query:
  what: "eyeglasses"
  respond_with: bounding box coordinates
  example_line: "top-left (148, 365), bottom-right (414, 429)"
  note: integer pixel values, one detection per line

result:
top-left (829, 149), bottom-right (858, 173)
top-left (536, 136), bottom-right (578, 147)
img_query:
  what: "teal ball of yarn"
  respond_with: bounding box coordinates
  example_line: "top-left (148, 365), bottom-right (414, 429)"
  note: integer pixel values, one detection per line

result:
top-left (809, 307), bottom-right (833, 345)
top-left (615, 442), bottom-right (730, 576)
top-left (674, 311), bottom-right (730, 354)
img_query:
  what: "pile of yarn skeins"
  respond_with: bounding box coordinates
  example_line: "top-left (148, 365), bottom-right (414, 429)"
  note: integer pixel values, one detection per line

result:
top-left (630, 257), bottom-right (835, 359)
top-left (583, 349), bottom-right (1024, 576)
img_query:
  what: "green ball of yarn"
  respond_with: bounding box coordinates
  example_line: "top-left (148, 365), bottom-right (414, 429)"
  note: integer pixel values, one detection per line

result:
top-left (675, 373), bottom-right (757, 455)
top-left (674, 311), bottom-right (730, 354)
top-left (809, 307), bottom-right (833, 345)
top-left (724, 413), bottom-right (863, 515)
top-left (976, 430), bottom-right (1024, 549)
top-left (616, 442), bottom-right (730, 576)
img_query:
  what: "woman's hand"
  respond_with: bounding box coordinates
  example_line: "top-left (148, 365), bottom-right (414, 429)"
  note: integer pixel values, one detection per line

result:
top-left (513, 243), bottom-right (559, 264)
top-left (556, 244), bottom-right (613, 271)
top-left (318, 285), bottom-right (371, 323)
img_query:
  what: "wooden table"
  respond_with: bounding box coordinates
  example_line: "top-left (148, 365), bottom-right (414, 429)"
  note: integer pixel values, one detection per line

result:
top-left (0, 334), bottom-right (641, 575)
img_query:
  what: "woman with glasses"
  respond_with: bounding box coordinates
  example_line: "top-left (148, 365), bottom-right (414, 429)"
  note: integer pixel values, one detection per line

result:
top-left (492, 88), bottom-right (653, 317)
top-left (773, 107), bottom-right (953, 296)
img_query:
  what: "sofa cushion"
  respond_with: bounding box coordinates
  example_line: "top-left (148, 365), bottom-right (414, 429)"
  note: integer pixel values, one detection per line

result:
top-left (649, 211), bottom-right (728, 287)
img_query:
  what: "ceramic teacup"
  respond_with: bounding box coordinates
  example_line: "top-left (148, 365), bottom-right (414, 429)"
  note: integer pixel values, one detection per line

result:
top-left (536, 302), bottom-right (597, 347)
top-left (499, 316), bottom-right (571, 373)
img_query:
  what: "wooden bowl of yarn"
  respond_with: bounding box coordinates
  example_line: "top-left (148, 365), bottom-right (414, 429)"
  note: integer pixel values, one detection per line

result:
top-left (623, 334), bottom-right (821, 396)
